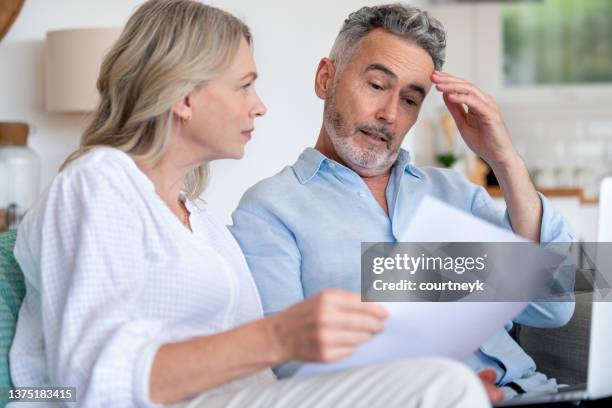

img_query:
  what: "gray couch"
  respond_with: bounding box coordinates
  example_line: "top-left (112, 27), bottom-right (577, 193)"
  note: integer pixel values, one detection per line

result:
top-left (516, 292), bottom-right (592, 385)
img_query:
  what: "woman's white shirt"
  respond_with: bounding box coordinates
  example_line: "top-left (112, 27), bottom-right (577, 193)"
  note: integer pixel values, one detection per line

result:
top-left (9, 147), bottom-right (276, 407)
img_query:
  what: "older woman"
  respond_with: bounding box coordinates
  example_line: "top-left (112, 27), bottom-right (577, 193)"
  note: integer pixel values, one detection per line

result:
top-left (8, 1), bottom-right (491, 407)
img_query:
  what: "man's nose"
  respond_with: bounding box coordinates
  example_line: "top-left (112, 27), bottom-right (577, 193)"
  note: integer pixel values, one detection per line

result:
top-left (375, 93), bottom-right (398, 125)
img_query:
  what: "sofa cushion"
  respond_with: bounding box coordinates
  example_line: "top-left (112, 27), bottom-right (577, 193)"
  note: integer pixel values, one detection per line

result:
top-left (0, 230), bottom-right (24, 392)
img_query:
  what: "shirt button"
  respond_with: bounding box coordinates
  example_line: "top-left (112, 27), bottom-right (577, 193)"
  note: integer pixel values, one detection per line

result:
top-left (328, 162), bottom-right (336, 169)
top-left (357, 191), bottom-right (365, 198)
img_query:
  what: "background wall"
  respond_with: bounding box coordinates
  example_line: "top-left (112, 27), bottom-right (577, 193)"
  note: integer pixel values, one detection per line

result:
top-left (0, 0), bottom-right (434, 224)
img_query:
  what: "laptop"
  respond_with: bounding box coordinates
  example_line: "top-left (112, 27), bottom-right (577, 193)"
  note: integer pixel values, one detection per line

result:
top-left (495, 178), bottom-right (612, 406)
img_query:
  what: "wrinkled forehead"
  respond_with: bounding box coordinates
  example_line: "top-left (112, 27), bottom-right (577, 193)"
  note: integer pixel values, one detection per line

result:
top-left (354, 30), bottom-right (434, 71)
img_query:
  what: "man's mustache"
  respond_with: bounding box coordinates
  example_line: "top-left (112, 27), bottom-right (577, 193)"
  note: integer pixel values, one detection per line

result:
top-left (355, 124), bottom-right (394, 146)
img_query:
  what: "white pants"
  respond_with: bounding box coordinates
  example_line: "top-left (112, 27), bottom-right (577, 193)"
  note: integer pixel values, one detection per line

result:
top-left (170, 358), bottom-right (490, 408)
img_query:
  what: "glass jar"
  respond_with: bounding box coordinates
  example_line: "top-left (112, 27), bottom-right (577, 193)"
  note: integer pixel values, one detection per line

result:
top-left (0, 143), bottom-right (41, 231)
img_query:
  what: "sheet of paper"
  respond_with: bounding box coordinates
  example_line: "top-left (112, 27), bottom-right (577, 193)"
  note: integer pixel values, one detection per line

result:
top-left (295, 196), bottom-right (554, 377)
top-left (396, 195), bottom-right (523, 243)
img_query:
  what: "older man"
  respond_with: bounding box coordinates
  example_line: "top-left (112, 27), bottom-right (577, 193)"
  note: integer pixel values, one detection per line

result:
top-left (230, 3), bottom-right (574, 399)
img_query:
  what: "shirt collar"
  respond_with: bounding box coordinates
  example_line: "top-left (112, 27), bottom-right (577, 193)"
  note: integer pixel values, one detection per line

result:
top-left (293, 147), bottom-right (327, 184)
top-left (293, 147), bottom-right (423, 184)
top-left (395, 148), bottom-right (423, 180)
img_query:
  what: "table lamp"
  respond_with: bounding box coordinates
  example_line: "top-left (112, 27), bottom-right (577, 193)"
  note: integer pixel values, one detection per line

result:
top-left (45, 27), bottom-right (121, 112)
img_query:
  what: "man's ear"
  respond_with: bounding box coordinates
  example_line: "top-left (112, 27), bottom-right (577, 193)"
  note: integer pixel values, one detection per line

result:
top-left (314, 58), bottom-right (336, 100)
top-left (172, 92), bottom-right (193, 122)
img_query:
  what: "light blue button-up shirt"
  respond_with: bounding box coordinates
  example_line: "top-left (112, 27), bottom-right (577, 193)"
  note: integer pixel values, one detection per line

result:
top-left (230, 147), bottom-right (575, 394)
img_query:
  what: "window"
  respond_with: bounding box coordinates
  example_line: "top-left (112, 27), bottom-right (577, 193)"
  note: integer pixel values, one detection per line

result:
top-left (503, 0), bottom-right (612, 86)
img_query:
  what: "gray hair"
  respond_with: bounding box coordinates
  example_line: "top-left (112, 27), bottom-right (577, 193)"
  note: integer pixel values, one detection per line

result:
top-left (329, 3), bottom-right (446, 74)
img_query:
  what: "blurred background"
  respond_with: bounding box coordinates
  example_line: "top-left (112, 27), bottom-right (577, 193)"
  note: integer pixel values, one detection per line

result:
top-left (1, 0), bottom-right (610, 240)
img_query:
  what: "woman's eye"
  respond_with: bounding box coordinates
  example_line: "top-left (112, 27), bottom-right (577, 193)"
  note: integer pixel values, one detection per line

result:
top-left (241, 82), bottom-right (253, 92)
top-left (405, 98), bottom-right (416, 106)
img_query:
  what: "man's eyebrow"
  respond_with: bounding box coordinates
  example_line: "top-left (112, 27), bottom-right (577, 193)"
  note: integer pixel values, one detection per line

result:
top-left (240, 72), bottom-right (258, 81)
top-left (365, 63), bottom-right (426, 100)
top-left (365, 63), bottom-right (397, 80)
top-left (403, 84), bottom-right (426, 100)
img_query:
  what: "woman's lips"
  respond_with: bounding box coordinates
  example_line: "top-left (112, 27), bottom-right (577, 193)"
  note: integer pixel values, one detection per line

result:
top-left (242, 128), bottom-right (254, 139)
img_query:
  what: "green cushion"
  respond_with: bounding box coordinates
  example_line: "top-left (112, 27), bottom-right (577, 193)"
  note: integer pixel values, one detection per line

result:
top-left (0, 230), bottom-right (24, 395)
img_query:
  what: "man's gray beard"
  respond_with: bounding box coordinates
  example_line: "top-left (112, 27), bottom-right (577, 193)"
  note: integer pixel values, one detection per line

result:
top-left (323, 99), bottom-right (398, 175)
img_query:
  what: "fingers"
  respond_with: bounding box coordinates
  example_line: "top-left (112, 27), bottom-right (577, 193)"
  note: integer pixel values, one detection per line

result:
top-left (338, 299), bottom-right (389, 322)
top-left (478, 369), bottom-right (497, 382)
top-left (432, 70), bottom-right (471, 84)
top-left (435, 82), bottom-right (489, 105)
top-left (433, 71), bottom-right (496, 116)
top-left (310, 290), bottom-right (387, 361)
top-left (318, 327), bottom-right (376, 349)
top-left (478, 369), bottom-right (504, 403)
top-left (442, 92), bottom-right (467, 125)
top-left (311, 325), bottom-right (377, 362)
top-left (444, 91), bottom-right (491, 118)
top-left (326, 309), bottom-right (385, 333)
top-left (317, 346), bottom-right (357, 362)
top-left (484, 384), bottom-right (504, 403)
top-left (314, 290), bottom-right (387, 334)
top-left (319, 289), bottom-right (389, 321)
top-left (282, 290), bottom-right (389, 363)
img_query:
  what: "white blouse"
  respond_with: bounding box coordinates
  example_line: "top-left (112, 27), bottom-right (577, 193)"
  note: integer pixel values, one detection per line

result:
top-left (9, 147), bottom-right (276, 407)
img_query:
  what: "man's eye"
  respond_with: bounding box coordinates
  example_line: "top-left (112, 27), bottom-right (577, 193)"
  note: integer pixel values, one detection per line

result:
top-left (242, 82), bottom-right (253, 91)
top-left (369, 82), bottom-right (383, 91)
top-left (404, 98), bottom-right (417, 106)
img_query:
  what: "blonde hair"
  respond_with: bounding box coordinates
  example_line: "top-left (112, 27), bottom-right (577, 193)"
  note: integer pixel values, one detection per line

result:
top-left (62, 0), bottom-right (252, 199)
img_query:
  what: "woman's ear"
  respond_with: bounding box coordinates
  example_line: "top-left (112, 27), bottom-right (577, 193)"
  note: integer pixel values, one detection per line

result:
top-left (314, 58), bottom-right (336, 100)
top-left (172, 93), bottom-right (193, 122)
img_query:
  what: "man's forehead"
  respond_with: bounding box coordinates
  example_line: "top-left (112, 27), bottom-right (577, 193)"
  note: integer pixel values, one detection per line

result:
top-left (348, 30), bottom-right (434, 86)
top-left (357, 31), bottom-right (433, 65)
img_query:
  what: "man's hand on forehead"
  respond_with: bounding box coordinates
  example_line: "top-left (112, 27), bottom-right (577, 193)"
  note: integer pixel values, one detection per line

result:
top-left (431, 71), bottom-right (519, 169)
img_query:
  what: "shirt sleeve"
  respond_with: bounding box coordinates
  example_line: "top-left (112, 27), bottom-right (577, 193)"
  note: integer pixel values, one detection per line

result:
top-left (30, 167), bottom-right (166, 407)
top-left (229, 203), bottom-right (303, 316)
top-left (470, 186), bottom-right (576, 328)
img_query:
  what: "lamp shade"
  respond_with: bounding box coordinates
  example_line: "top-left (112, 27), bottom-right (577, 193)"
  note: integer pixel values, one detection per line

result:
top-left (45, 28), bottom-right (121, 112)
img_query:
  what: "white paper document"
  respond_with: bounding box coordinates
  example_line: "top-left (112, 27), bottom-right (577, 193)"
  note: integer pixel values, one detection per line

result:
top-left (295, 196), bottom-right (560, 377)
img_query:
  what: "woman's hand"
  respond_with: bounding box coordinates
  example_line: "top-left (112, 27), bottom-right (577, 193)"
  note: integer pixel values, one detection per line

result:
top-left (267, 289), bottom-right (388, 362)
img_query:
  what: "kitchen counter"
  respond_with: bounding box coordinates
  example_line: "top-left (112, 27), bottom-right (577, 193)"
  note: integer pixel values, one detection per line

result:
top-left (485, 186), bottom-right (599, 241)
top-left (486, 186), bottom-right (598, 204)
